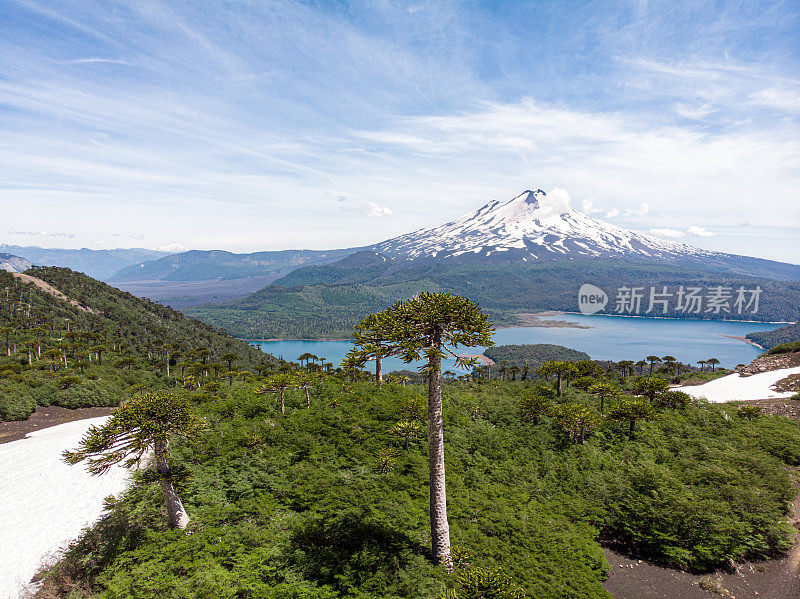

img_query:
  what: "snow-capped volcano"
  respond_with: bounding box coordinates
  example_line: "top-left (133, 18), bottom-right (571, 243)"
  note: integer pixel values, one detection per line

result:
top-left (372, 189), bottom-right (713, 262)
top-left (154, 243), bottom-right (189, 254)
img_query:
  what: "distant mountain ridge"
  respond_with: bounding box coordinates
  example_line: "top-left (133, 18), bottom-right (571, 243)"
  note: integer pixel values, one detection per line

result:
top-left (0, 244), bottom-right (172, 280)
top-left (0, 253), bottom-right (32, 273)
top-left (107, 248), bottom-right (360, 308)
top-left (109, 248), bottom-right (356, 283)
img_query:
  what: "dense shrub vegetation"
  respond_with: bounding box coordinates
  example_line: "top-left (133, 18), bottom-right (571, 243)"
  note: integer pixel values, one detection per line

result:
top-left (766, 340), bottom-right (800, 355)
top-left (40, 372), bottom-right (800, 598)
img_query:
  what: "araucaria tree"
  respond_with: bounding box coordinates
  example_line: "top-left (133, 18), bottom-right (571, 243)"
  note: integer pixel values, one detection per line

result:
top-left (63, 391), bottom-right (204, 529)
top-left (342, 312), bottom-right (396, 386)
top-left (351, 292), bottom-right (495, 570)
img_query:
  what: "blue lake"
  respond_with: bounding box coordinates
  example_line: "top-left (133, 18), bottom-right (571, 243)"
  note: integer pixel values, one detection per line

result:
top-left (247, 314), bottom-right (784, 373)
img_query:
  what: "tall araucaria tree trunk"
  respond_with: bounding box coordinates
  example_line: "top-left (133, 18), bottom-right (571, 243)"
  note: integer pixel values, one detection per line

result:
top-left (376, 354), bottom-right (383, 386)
top-left (154, 440), bottom-right (190, 529)
top-left (427, 343), bottom-right (453, 571)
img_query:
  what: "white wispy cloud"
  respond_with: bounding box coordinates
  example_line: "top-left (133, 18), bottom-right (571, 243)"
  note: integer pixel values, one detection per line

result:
top-left (749, 87), bottom-right (800, 113)
top-left (8, 229), bottom-right (75, 238)
top-left (581, 198), bottom-right (600, 214)
top-left (337, 196), bottom-right (392, 218)
top-left (649, 228), bottom-right (686, 238)
top-left (675, 103), bottom-right (716, 120)
top-left (688, 225), bottom-right (714, 237)
top-left (625, 202), bottom-right (650, 216)
top-left (68, 58), bottom-right (133, 66)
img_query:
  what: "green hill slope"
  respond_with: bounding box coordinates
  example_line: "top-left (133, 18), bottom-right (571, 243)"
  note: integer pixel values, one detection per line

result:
top-left (747, 322), bottom-right (800, 349)
top-left (0, 267), bottom-right (275, 421)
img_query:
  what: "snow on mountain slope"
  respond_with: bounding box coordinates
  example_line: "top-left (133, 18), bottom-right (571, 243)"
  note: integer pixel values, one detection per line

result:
top-left (154, 243), bottom-right (190, 253)
top-left (0, 252), bottom-right (33, 273)
top-left (372, 189), bottom-right (716, 262)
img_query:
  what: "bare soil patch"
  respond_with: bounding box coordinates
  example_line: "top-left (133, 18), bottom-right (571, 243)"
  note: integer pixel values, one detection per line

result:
top-left (0, 406), bottom-right (115, 445)
top-left (11, 273), bottom-right (98, 314)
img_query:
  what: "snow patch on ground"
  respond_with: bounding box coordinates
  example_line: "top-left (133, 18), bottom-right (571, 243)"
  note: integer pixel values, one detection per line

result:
top-left (0, 417), bottom-right (130, 599)
top-left (680, 366), bottom-right (800, 403)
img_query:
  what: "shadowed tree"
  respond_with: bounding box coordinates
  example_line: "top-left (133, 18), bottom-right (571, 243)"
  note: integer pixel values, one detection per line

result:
top-left (537, 360), bottom-right (578, 396)
top-left (222, 369), bottom-right (238, 387)
top-left (634, 376), bottom-right (670, 401)
top-left (293, 371), bottom-right (314, 407)
top-left (391, 419), bottom-right (424, 450)
top-left (353, 292), bottom-right (494, 570)
top-left (160, 342), bottom-right (179, 378)
top-left (608, 398), bottom-right (654, 436)
top-left (256, 372), bottom-right (297, 415)
top-left (92, 344), bottom-right (108, 366)
top-left (297, 352), bottom-right (319, 372)
top-left (63, 392), bottom-right (205, 529)
top-left (589, 381), bottom-right (619, 414)
top-left (737, 405), bottom-right (762, 420)
top-left (707, 358), bottom-right (720, 372)
top-left (645, 355), bottom-right (662, 373)
top-left (662, 356), bottom-right (677, 375)
top-left (221, 352), bottom-right (238, 372)
top-left (617, 360), bottom-right (635, 378)
top-left (551, 402), bottom-right (600, 444)
top-left (31, 326), bottom-right (44, 358)
top-left (518, 391), bottom-right (553, 424)
top-left (654, 390), bottom-right (692, 409)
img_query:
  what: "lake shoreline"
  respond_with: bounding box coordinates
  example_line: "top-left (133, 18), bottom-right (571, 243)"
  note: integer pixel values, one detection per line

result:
top-left (719, 334), bottom-right (766, 349)
top-left (243, 313), bottom-right (789, 343)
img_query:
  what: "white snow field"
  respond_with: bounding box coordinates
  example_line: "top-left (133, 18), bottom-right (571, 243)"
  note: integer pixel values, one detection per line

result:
top-left (0, 417), bottom-right (129, 599)
top-left (681, 366), bottom-right (800, 403)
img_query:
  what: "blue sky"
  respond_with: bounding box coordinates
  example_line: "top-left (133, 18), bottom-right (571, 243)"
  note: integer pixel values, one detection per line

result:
top-left (1, 1), bottom-right (799, 262)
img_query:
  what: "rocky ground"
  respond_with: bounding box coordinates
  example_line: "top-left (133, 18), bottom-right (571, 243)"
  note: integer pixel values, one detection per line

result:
top-left (737, 351), bottom-right (800, 376)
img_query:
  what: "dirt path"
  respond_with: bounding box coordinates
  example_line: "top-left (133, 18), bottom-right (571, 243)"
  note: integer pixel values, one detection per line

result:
top-left (11, 272), bottom-right (98, 314)
top-left (0, 406), bottom-right (115, 445)
top-left (603, 477), bottom-right (800, 599)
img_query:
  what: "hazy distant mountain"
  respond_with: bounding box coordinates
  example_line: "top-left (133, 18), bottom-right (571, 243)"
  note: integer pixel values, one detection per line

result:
top-left (0, 245), bottom-right (172, 280)
top-left (108, 248), bottom-right (358, 307)
top-left (0, 253), bottom-right (32, 273)
top-left (110, 248), bottom-right (357, 283)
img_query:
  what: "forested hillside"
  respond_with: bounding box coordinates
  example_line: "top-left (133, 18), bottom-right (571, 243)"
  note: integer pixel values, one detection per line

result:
top-left (483, 344), bottom-right (591, 367)
top-left (0, 267), bottom-right (275, 421)
top-left (187, 256), bottom-right (800, 339)
top-left (748, 322), bottom-right (800, 349)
